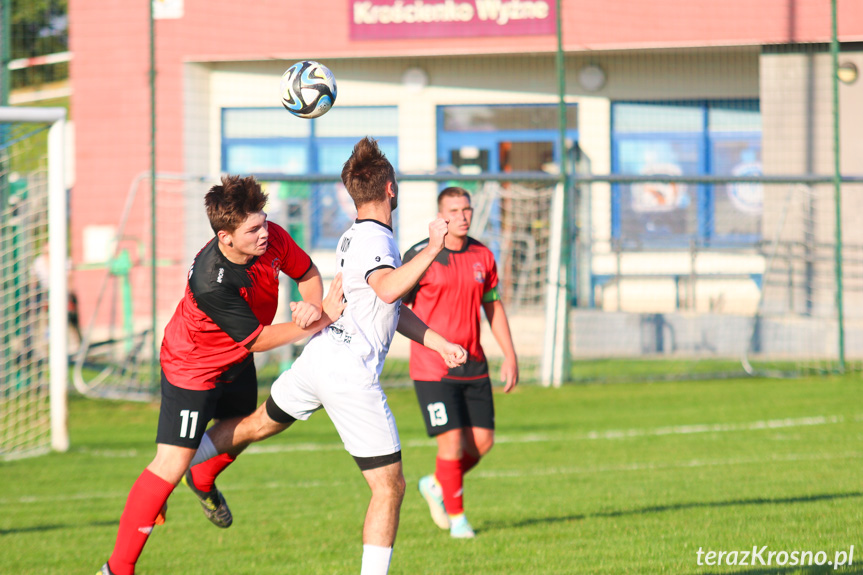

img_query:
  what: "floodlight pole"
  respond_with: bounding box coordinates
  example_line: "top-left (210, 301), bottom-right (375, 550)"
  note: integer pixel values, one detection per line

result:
top-left (542, 0), bottom-right (570, 387)
top-left (1, 0), bottom-right (9, 206)
top-left (0, 0), bottom-right (11, 411)
top-left (830, 0), bottom-right (845, 373)
top-left (0, 0), bottom-right (8, 109)
top-left (149, 0), bottom-right (159, 388)
top-left (554, 0), bottom-right (570, 387)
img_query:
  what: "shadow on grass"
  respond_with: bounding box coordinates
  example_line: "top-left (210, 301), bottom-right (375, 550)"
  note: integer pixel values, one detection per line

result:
top-left (488, 490), bottom-right (863, 529)
top-left (0, 519), bottom-right (116, 535)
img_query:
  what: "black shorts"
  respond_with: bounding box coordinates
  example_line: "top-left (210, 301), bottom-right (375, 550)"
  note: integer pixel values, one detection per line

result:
top-left (413, 377), bottom-right (495, 437)
top-left (155, 361), bottom-right (258, 449)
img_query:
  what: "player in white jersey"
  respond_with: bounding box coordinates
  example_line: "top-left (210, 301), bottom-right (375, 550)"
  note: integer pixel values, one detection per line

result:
top-left (317, 218), bottom-right (405, 387)
top-left (186, 137), bottom-right (467, 575)
top-left (269, 219), bottom-right (407, 459)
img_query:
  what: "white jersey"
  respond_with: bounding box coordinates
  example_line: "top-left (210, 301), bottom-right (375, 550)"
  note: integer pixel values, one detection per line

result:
top-left (270, 218), bottom-right (403, 458)
top-left (306, 219), bottom-right (402, 380)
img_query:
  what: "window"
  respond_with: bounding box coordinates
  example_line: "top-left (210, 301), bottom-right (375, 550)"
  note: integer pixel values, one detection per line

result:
top-left (438, 104), bottom-right (577, 174)
top-left (437, 104), bottom-right (577, 308)
top-left (222, 106), bottom-right (398, 249)
top-left (611, 100), bottom-right (761, 246)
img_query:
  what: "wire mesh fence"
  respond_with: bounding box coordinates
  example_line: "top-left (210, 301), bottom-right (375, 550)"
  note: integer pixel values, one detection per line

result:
top-left (0, 118), bottom-right (52, 459)
top-left (4, 2), bottom-right (863, 403)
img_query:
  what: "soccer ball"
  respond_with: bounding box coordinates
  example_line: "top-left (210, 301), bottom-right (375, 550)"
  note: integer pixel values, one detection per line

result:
top-left (279, 61), bottom-right (337, 119)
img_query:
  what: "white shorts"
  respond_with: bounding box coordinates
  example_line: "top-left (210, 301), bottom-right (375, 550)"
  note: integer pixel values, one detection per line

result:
top-left (269, 350), bottom-right (401, 459)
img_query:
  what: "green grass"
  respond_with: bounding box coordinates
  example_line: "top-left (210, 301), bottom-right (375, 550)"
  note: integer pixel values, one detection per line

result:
top-left (3, 375), bottom-right (863, 574)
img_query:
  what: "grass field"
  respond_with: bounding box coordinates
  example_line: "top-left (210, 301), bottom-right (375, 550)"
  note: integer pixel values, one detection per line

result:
top-left (3, 375), bottom-right (863, 574)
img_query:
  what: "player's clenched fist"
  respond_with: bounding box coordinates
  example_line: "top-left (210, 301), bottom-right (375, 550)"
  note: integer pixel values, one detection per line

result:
top-left (439, 342), bottom-right (468, 368)
top-left (290, 300), bottom-right (323, 329)
top-left (427, 217), bottom-right (449, 252)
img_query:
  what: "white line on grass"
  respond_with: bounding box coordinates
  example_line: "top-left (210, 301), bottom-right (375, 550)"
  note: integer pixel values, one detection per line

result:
top-left (4, 450), bottom-right (863, 507)
top-left (474, 450), bottom-right (863, 479)
top-left (406, 414), bottom-right (845, 449)
top-left (71, 414), bottom-right (847, 459)
top-left (589, 414), bottom-right (844, 438)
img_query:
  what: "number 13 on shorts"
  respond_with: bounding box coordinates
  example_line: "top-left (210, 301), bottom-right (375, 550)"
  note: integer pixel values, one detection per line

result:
top-left (426, 402), bottom-right (448, 427)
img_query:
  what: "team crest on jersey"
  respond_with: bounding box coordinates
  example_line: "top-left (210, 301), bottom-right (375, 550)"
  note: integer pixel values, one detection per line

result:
top-left (327, 322), bottom-right (352, 344)
top-left (271, 258), bottom-right (281, 279)
top-left (473, 262), bottom-right (485, 284)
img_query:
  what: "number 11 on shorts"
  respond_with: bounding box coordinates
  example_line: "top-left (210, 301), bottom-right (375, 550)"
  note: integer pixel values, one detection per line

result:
top-left (179, 409), bottom-right (199, 439)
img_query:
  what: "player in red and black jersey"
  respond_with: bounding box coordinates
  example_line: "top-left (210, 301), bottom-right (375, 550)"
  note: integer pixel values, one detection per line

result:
top-left (99, 175), bottom-right (344, 575)
top-left (403, 186), bottom-right (519, 539)
top-left (161, 212), bottom-right (314, 391)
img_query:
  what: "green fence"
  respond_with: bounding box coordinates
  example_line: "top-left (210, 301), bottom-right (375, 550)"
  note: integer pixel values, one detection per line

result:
top-left (4, 1), bottom-right (863, 401)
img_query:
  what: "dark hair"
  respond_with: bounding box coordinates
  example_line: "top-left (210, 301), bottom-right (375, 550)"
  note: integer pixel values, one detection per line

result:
top-left (437, 186), bottom-right (471, 210)
top-left (341, 137), bottom-right (396, 207)
top-left (204, 175), bottom-right (268, 234)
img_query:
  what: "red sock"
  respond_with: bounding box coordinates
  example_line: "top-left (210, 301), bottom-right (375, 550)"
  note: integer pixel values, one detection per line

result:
top-left (190, 452), bottom-right (236, 492)
top-left (435, 457), bottom-right (464, 515)
top-left (108, 469), bottom-right (175, 575)
top-left (461, 452), bottom-right (480, 475)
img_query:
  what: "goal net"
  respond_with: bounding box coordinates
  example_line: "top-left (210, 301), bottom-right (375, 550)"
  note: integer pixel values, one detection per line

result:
top-left (70, 172), bottom-right (557, 401)
top-left (71, 173), bottom-right (214, 401)
top-left (0, 106), bottom-right (68, 460)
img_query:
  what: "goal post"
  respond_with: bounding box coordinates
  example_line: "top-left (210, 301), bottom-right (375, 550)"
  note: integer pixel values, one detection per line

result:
top-left (541, 182), bottom-right (566, 387)
top-left (0, 106), bottom-right (68, 458)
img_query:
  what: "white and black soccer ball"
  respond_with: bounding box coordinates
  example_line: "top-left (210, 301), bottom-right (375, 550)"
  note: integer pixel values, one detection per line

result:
top-left (279, 61), bottom-right (337, 119)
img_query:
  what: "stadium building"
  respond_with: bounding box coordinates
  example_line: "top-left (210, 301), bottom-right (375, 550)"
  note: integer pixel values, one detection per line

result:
top-left (67, 0), bottom-right (863, 374)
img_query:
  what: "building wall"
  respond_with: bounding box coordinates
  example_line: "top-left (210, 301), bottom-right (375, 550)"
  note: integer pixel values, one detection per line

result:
top-left (67, 0), bottom-right (863, 336)
top-left (760, 49), bottom-right (863, 320)
top-left (192, 49), bottom-right (761, 273)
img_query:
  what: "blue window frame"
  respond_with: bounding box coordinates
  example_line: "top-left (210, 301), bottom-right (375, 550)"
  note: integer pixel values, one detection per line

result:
top-left (221, 106), bottom-right (398, 249)
top-left (437, 104), bottom-right (578, 174)
top-left (436, 104), bottom-right (578, 303)
top-left (436, 104), bottom-right (578, 253)
top-left (611, 100), bottom-right (761, 246)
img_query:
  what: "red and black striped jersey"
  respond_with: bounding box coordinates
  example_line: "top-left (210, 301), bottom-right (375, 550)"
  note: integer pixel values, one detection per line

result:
top-left (161, 222), bottom-right (312, 390)
top-left (403, 237), bottom-right (498, 382)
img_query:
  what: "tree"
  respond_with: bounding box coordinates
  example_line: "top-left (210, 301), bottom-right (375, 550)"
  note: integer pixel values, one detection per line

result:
top-left (8, 0), bottom-right (68, 89)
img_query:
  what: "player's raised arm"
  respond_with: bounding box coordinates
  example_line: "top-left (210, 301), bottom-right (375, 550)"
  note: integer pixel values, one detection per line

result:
top-left (247, 273), bottom-right (344, 352)
top-left (291, 262), bottom-right (324, 328)
top-left (367, 218), bottom-right (448, 304)
top-left (397, 305), bottom-right (467, 368)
